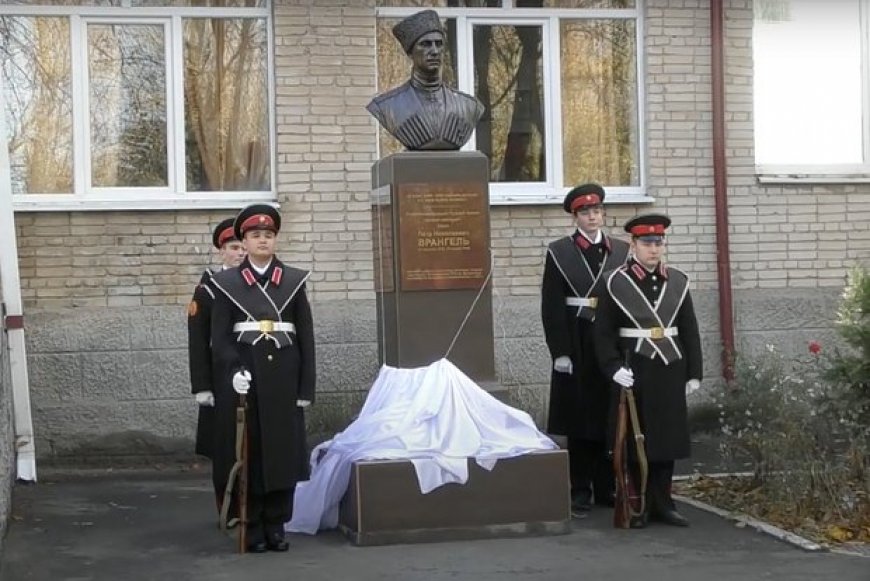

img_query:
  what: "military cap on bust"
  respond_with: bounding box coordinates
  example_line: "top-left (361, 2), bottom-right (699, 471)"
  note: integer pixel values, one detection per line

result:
top-left (234, 203), bottom-right (281, 240)
top-left (624, 212), bottom-right (672, 241)
top-left (211, 217), bottom-right (237, 249)
top-left (563, 183), bottom-right (606, 214)
top-left (392, 9), bottom-right (445, 54)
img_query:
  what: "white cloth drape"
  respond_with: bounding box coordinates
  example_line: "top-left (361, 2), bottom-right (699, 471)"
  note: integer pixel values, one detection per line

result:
top-left (286, 358), bottom-right (557, 535)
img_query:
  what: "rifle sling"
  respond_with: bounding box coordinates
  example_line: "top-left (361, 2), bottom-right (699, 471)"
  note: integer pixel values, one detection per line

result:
top-left (625, 388), bottom-right (648, 518)
top-left (219, 403), bottom-right (247, 532)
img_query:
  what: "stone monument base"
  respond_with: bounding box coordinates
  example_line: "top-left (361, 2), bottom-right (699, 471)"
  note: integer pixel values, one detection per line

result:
top-left (338, 450), bottom-right (571, 546)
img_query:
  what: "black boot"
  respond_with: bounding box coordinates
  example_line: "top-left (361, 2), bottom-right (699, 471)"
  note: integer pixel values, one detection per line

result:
top-left (246, 523), bottom-right (268, 553)
top-left (650, 508), bottom-right (689, 527)
top-left (570, 489), bottom-right (592, 516)
top-left (265, 525), bottom-right (289, 552)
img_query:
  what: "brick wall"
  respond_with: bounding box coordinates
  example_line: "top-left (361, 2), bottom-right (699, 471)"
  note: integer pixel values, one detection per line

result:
top-left (11, 0), bottom-right (870, 461)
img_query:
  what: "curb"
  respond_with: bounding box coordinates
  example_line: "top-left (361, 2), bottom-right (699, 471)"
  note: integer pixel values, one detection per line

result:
top-left (673, 473), bottom-right (870, 558)
top-left (672, 494), bottom-right (825, 553)
top-left (674, 493), bottom-right (870, 558)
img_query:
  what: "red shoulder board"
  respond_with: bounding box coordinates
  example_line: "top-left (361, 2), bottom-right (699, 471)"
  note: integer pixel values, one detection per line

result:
top-left (271, 266), bottom-right (283, 286)
top-left (658, 262), bottom-right (669, 279)
top-left (630, 263), bottom-right (646, 280)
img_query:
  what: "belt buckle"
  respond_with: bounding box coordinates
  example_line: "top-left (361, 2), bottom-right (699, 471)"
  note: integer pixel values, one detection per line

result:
top-left (587, 297), bottom-right (598, 309)
top-left (649, 326), bottom-right (664, 340)
top-left (259, 320), bottom-right (274, 334)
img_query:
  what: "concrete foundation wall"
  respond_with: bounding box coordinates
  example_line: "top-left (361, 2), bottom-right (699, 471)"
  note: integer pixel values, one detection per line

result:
top-left (27, 286), bottom-right (840, 461)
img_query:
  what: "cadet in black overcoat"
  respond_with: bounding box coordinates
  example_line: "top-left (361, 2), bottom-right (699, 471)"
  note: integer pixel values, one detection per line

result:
top-left (210, 204), bottom-right (316, 553)
top-left (541, 184), bottom-right (629, 514)
top-left (595, 213), bottom-right (703, 527)
top-left (187, 217), bottom-right (245, 517)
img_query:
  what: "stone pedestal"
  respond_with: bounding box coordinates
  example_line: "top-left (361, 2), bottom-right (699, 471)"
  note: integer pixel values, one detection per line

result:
top-left (338, 450), bottom-right (571, 546)
top-left (371, 151), bottom-right (495, 382)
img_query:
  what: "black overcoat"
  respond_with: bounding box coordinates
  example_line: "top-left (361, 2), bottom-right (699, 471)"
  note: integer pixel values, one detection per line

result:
top-left (210, 257), bottom-right (316, 495)
top-left (541, 232), bottom-right (629, 440)
top-left (188, 269), bottom-right (217, 459)
top-left (594, 261), bottom-right (703, 461)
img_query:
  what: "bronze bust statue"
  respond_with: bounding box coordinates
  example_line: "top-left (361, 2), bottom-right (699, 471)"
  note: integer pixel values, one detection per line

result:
top-left (367, 10), bottom-right (485, 151)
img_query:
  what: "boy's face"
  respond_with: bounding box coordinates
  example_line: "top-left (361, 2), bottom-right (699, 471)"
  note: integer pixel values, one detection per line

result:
top-left (574, 206), bottom-right (604, 235)
top-left (243, 229), bottom-right (277, 263)
top-left (631, 237), bottom-right (665, 269)
top-left (218, 240), bottom-right (246, 268)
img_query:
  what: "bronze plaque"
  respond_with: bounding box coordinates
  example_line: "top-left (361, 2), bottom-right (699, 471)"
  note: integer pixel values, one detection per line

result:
top-left (398, 182), bottom-right (489, 291)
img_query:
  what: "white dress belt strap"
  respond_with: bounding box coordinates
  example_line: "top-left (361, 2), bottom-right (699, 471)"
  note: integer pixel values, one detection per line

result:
top-left (619, 326), bottom-right (678, 340)
top-left (565, 297), bottom-right (598, 308)
top-left (233, 321), bottom-right (296, 334)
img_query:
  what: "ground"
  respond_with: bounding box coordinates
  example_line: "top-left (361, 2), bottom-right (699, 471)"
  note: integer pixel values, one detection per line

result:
top-left (1, 464), bottom-right (868, 581)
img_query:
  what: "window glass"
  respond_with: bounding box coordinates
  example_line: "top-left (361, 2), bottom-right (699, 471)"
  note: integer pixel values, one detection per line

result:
top-left (753, 0), bottom-right (863, 165)
top-left (561, 18), bottom-right (639, 186)
top-left (88, 23), bottom-right (168, 187)
top-left (474, 24), bottom-right (546, 182)
top-left (183, 18), bottom-right (270, 191)
top-left (0, 16), bottom-right (73, 194)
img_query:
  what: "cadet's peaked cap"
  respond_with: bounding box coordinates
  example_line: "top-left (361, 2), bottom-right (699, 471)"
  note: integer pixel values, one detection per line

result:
top-left (624, 212), bottom-right (672, 238)
top-left (234, 204), bottom-right (281, 240)
top-left (393, 9), bottom-right (445, 53)
top-left (212, 217), bottom-right (238, 249)
top-left (563, 183), bottom-right (606, 214)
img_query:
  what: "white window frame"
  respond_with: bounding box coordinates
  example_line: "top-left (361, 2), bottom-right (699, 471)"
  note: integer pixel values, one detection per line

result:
top-left (0, 2), bottom-right (276, 211)
top-left (755, 0), bottom-right (870, 184)
top-left (376, 1), bottom-right (650, 205)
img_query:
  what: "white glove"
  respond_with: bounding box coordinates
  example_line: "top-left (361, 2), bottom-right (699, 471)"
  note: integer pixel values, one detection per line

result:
top-left (613, 367), bottom-right (634, 388)
top-left (553, 356), bottom-right (573, 375)
top-left (296, 399), bottom-right (311, 408)
top-left (232, 370), bottom-right (251, 394)
top-left (685, 379), bottom-right (700, 396)
top-left (195, 391), bottom-right (214, 407)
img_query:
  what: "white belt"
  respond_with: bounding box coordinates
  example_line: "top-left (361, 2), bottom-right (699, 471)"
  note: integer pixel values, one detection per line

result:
top-left (233, 321), bottom-right (295, 334)
top-left (565, 297), bottom-right (598, 308)
top-left (619, 326), bottom-right (678, 340)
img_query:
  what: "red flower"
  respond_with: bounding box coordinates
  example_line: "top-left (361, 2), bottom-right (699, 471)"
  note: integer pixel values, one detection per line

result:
top-left (808, 341), bottom-right (822, 355)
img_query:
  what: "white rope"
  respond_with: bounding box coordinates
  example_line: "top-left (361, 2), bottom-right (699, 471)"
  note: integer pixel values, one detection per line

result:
top-left (443, 255), bottom-right (494, 361)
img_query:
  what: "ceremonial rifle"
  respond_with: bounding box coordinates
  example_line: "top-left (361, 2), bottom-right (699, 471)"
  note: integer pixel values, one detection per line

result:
top-left (612, 350), bottom-right (648, 529)
top-left (219, 382), bottom-right (249, 553)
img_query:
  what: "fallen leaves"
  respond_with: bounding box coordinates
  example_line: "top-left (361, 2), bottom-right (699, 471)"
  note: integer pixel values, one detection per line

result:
top-left (675, 474), bottom-right (870, 548)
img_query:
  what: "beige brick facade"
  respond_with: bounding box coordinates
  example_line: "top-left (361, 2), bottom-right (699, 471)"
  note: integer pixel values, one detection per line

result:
top-left (17, 0), bottom-right (865, 310)
top-left (9, 0), bottom-right (870, 460)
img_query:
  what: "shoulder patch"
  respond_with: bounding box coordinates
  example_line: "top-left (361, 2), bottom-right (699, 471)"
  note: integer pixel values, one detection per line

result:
top-left (187, 300), bottom-right (199, 317)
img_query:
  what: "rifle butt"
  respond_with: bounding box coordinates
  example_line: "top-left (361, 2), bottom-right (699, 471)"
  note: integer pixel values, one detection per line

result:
top-left (612, 389), bottom-right (630, 529)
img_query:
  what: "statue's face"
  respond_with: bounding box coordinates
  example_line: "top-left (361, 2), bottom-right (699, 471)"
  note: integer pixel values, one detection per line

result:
top-left (410, 31), bottom-right (444, 75)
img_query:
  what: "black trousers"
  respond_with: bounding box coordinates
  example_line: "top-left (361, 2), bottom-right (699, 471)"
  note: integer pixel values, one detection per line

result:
top-left (646, 461), bottom-right (676, 514)
top-left (567, 437), bottom-right (614, 503)
top-left (246, 488), bottom-right (292, 541)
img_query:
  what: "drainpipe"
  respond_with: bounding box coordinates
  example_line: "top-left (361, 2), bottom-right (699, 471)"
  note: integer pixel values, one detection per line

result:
top-left (711, 0), bottom-right (736, 383)
top-left (0, 74), bottom-right (37, 481)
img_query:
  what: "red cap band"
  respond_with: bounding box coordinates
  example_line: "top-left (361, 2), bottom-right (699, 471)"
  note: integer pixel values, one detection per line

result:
top-left (240, 214), bottom-right (276, 235)
top-left (217, 227), bottom-right (235, 247)
top-left (570, 193), bottom-right (601, 212)
top-left (630, 223), bottom-right (666, 236)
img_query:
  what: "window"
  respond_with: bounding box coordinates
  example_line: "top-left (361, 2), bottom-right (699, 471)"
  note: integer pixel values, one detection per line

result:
top-left (375, 0), bottom-right (646, 204)
top-left (0, 0), bottom-right (273, 210)
top-left (753, 0), bottom-right (870, 181)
